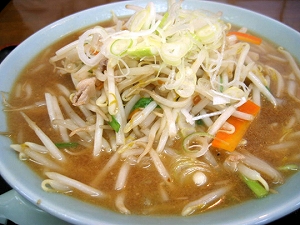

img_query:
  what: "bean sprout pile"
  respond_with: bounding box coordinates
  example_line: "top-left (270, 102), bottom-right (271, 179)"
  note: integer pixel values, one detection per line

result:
top-left (6, 0), bottom-right (300, 216)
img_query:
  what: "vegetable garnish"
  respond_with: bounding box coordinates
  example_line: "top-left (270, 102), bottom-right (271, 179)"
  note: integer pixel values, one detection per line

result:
top-left (193, 95), bottom-right (201, 105)
top-left (278, 164), bottom-right (299, 171)
top-left (239, 174), bottom-right (268, 198)
top-left (110, 39), bottom-right (133, 56)
top-left (211, 100), bottom-right (260, 151)
top-left (128, 108), bottom-right (141, 120)
top-left (131, 97), bottom-right (154, 112)
top-left (227, 31), bottom-right (262, 45)
top-left (128, 97), bottom-right (157, 120)
top-left (108, 115), bottom-right (121, 132)
top-left (196, 119), bottom-right (204, 126)
top-left (55, 142), bottom-right (79, 148)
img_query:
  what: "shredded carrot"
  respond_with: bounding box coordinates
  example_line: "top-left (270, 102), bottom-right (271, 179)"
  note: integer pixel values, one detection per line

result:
top-left (211, 100), bottom-right (260, 151)
top-left (227, 31), bottom-right (262, 45)
top-left (157, 80), bottom-right (165, 85)
top-left (193, 95), bottom-right (201, 105)
top-left (128, 108), bottom-right (141, 120)
top-left (95, 80), bottom-right (104, 90)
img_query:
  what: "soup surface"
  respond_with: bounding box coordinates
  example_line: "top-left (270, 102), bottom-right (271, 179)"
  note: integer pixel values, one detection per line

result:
top-left (5, 1), bottom-right (300, 216)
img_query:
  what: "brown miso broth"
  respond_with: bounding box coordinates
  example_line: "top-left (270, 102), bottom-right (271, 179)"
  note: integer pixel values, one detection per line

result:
top-left (5, 5), bottom-right (300, 217)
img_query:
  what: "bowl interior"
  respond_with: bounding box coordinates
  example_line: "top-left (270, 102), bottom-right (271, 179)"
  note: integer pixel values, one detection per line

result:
top-left (0, 1), bottom-right (300, 224)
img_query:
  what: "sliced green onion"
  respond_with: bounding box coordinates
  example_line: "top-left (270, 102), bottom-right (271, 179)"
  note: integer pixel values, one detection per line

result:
top-left (175, 67), bottom-right (196, 98)
top-left (127, 45), bottom-right (156, 58)
top-left (160, 36), bottom-right (192, 66)
top-left (128, 2), bottom-right (153, 31)
top-left (240, 174), bottom-right (268, 198)
top-left (110, 39), bottom-right (133, 56)
top-left (195, 23), bottom-right (220, 45)
top-left (108, 114), bottom-right (120, 132)
top-left (130, 10), bottom-right (149, 31)
top-left (55, 142), bottom-right (78, 148)
top-left (158, 12), bottom-right (169, 29)
top-left (278, 164), bottom-right (299, 171)
top-left (127, 36), bottom-right (159, 58)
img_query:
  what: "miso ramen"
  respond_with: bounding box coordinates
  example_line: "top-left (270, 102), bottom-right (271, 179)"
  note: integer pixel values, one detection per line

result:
top-left (4, 0), bottom-right (300, 216)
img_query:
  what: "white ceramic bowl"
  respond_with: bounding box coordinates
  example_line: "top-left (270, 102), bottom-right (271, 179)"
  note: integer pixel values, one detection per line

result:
top-left (0, 1), bottom-right (300, 224)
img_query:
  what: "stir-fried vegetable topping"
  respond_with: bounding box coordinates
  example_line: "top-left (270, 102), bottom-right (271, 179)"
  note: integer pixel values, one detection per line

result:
top-left (212, 100), bottom-right (260, 151)
top-left (108, 115), bottom-right (121, 132)
top-left (278, 164), bottom-right (299, 171)
top-left (55, 142), bottom-right (79, 148)
top-left (227, 31), bottom-right (262, 45)
top-left (131, 97), bottom-right (154, 112)
top-left (8, 0), bottom-right (300, 217)
top-left (240, 174), bottom-right (268, 198)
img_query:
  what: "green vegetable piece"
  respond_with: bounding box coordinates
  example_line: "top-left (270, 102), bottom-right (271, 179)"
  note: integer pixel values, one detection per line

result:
top-left (110, 39), bottom-right (133, 56)
top-left (158, 12), bottom-right (169, 29)
top-left (55, 142), bottom-right (78, 148)
top-left (127, 47), bottom-right (154, 58)
top-left (127, 36), bottom-right (160, 58)
top-left (195, 23), bottom-right (220, 44)
top-left (160, 36), bottom-right (192, 66)
top-left (240, 174), bottom-right (268, 198)
top-left (129, 6), bottom-right (151, 32)
top-left (196, 119), bottom-right (204, 126)
top-left (278, 164), bottom-right (299, 171)
top-left (108, 115), bottom-right (121, 132)
top-left (131, 97), bottom-right (154, 112)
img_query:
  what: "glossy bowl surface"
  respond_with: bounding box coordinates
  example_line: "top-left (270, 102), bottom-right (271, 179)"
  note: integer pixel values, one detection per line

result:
top-left (0, 1), bottom-right (300, 224)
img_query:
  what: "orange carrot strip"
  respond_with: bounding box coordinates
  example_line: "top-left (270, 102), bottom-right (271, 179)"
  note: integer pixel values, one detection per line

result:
top-left (128, 108), bottom-right (141, 120)
top-left (193, 95), bottom-right (201, 105)
top-left (95, 80), bottom-right (104, 90)
top-left (157, 80), bottom-right (165, 85)
top-left (227, 31), bottom-right (262, 45)
top-left (211, 100), bottom-right (260, 151)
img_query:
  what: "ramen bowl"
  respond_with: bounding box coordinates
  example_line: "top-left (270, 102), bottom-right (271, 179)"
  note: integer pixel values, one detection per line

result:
top-left (0, 0), bottom-right (300, 224)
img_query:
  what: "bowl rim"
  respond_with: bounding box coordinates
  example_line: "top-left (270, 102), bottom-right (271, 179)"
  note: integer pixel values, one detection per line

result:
top-left (0, 1), bottom-right (300, 224)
